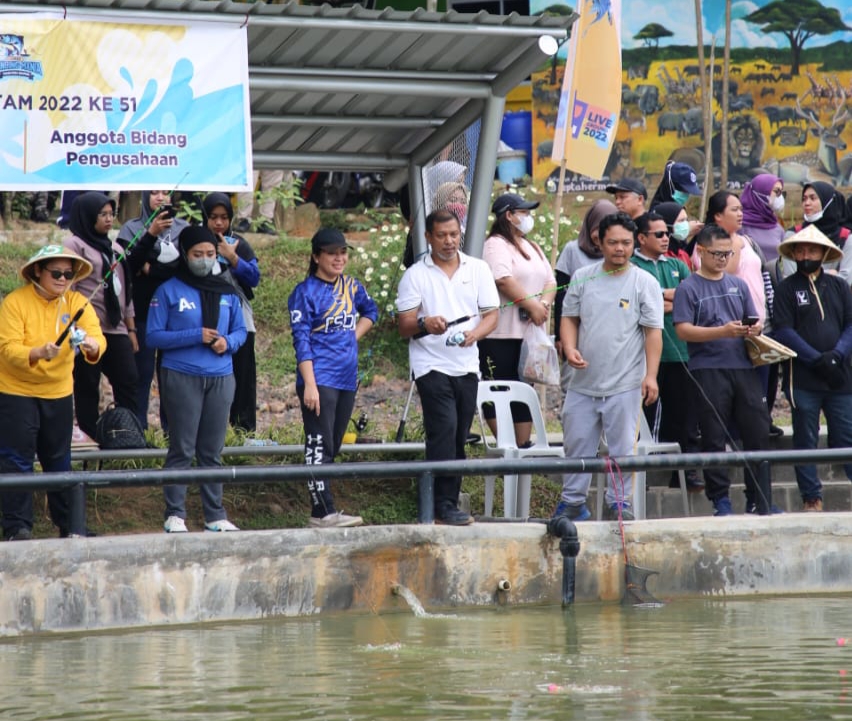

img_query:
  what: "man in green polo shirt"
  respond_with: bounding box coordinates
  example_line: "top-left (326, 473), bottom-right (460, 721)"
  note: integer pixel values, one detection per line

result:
top-left (631, 211), bottom-right (703, 492)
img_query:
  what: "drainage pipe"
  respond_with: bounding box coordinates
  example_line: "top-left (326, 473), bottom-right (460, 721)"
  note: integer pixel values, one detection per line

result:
top-left (546, 515), bottom-right (581, 606)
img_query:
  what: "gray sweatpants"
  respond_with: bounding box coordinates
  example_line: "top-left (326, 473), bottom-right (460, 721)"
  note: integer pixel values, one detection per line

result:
top-left (161, 367), bottom-right (235, 523)
top-left (560, 387), bottom-right (642, 506)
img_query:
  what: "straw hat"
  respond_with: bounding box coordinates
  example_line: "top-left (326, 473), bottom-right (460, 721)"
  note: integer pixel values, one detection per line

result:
top-left (20, 244), bottom-right (93, 283)
top-left (777, 225), bottom-right (843, 264)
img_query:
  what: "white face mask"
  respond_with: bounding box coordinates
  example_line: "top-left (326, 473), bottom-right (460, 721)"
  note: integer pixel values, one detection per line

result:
top-left (513, 214), bottom-right (534, 235)
top-left (804, 194), bottom-right (832, 224)
top-left (770, 194), bottom-right (785, 213)
top-left (671, 220), bottom-right (690, 241)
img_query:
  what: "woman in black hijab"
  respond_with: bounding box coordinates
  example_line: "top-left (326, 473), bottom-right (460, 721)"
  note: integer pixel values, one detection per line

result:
top-left (795, 181), bottom-right (852, 284)
top-left (202, 192), bottom-right (261, 433)
top-left (63, 191), bottom-right (139, 441)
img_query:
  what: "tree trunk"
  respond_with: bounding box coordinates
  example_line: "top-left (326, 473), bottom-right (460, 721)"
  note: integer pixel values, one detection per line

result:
top-left (720, 0), bottom-right (731, 190)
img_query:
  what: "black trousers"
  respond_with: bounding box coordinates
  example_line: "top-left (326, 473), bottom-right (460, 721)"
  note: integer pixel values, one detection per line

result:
top-left (478, 337), bottom-right (532, 424)
top-left (0, 393), bottom-right (75, 537)
top-left (298, 384), bottom-right (356, 518)
top-left (692, 367), bottom-right (770, 502)
top-left (230, 331), bottom-right (257, 432)
top-left (415, 371), bottom-right (478, 513)
top-left (74, 332), bottom-right (139, 439)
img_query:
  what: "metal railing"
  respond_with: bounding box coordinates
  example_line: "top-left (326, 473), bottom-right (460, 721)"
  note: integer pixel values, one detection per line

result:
top-left (4, 446), bottom-right (852, 528)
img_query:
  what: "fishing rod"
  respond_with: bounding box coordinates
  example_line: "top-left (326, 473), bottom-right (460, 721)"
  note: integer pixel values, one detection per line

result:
top-left (54, 174), bottom-right (189, 346)
top-left (410, 266), bottom-right (622, 340)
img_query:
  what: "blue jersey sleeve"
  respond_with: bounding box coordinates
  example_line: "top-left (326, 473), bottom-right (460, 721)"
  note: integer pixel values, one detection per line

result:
top-left (288, 280), bottom-right (315, 366)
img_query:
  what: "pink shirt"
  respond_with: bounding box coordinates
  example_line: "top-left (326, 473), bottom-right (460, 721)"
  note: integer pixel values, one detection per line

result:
top-left (483, 234), bottom-right (556, 339)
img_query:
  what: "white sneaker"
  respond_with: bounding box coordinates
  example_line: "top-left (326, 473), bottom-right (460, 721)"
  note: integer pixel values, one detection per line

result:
top-left (204, 519), bottom-right (239, 532)
top-left (308, 511), bottom-right (364, 528)
top-left (164, 516), bottom-right (188, 533)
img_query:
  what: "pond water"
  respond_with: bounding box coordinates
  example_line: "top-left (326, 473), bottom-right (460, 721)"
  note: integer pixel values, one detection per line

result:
top-left (1, 594), bottom-right (850, 720)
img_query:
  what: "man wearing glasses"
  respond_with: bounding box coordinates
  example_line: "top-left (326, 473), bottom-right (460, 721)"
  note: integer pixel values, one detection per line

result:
top-left (672, 224), bottom-right (772, 516)
top-left (631, 213), bottom-right (703, 492)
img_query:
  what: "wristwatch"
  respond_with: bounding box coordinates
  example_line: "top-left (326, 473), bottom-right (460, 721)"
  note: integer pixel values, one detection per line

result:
top-left (417, 317), bottom-right (427, 333)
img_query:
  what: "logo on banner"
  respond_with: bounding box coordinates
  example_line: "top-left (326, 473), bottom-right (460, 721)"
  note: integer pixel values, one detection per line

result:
top-left (0, 34), bottom-right (43, 82)
top-left (571, 91), bottom-right (615, 147)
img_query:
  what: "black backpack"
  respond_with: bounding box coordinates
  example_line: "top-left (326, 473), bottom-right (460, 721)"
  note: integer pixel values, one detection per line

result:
top-left (95, 404), bottom-right (147, 450)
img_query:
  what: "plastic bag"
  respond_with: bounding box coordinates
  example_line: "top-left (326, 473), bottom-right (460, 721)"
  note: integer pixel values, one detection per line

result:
top-left (518, 322), bottom-right (560, 386)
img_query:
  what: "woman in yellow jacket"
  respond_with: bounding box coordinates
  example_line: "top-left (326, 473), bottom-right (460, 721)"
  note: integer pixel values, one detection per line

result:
top-left (0, 245), bottom-right (105, 541)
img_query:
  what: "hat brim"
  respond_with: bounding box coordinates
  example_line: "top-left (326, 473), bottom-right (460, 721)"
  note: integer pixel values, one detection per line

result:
top-left (678, 181), bottom-right (702, 195)
top-left (20, 251), bottom-right (93, 284)
top-left (778, 239), bottom-right (843, 264)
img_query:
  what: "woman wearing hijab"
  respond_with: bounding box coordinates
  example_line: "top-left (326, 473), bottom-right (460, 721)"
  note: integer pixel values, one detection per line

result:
top-left (63, 192), bottom-right (137, 441)
top-left (741, 174), bottom-right (785, 262)
top-left (202, 192), bottom-right (261, 433)
top-left (553, 199), bottom-right (617, 352)
top-left (147, 226), bottom-right (246, 533)
top-left (653, 201), bottom-right (702, 269)
top-left (118, 190), bottom-right (189, 429)
top-left (0, 245), bottom-right (104, 540)
top-left (649, 161), bottom-right (702, 210)
top-left (786, 181), bottom-right (852, 285)
top-left (479, 193), bottom-right (556, 446)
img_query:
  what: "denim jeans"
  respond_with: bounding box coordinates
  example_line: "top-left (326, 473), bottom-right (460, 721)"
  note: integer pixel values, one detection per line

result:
top-left (788, 388), bottom-right (852, 500)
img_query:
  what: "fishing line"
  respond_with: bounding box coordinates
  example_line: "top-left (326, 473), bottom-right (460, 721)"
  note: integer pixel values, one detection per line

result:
top-left (55, 173), bottom-right (190, 346)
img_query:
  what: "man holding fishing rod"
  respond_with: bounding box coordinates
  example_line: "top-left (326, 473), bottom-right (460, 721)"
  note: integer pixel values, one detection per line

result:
top-left (396, 208), bottom-right (499, 525)
top-left (0, 246), bottom-right (105, 541)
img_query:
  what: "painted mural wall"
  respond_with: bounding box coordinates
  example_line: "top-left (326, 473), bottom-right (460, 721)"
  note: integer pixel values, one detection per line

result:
top-left (531, 0), bottom-right (852, 195)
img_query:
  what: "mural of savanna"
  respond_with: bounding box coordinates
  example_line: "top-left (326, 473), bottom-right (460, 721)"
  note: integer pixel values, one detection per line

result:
top-left (531, 0), bottom-right (852, 195)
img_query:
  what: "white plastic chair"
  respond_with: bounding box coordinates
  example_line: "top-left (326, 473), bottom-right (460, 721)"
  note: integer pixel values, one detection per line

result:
top-left (477, 381), bottom-right (564, 518)
top-left (594, 412), bottom-right (689, 520)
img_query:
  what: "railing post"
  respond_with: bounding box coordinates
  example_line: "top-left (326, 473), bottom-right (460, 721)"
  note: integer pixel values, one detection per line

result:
top-left (756, 459), bottom-right (772, 516)
top-left (69, 482), bottom-right (87, 536)
top-left (418, 470), bottom-right (434, 524)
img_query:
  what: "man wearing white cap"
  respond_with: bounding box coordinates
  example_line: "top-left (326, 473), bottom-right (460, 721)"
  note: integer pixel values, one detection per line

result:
top-left (772, 225), bottom-right (852, 512)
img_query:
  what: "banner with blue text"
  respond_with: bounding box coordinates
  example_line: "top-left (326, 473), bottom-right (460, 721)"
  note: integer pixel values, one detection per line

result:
top-left (0, 12), bottom-right (252, 190)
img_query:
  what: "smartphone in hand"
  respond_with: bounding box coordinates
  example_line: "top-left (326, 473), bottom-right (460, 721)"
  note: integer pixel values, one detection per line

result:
top-left (742, 315), bottom-right (759, 326)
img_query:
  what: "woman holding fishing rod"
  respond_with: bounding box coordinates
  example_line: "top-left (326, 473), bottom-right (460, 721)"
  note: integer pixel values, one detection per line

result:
top-left (0, 246), bottom-right (105, 540)
top-left (479, 193), bottom-right (556, 446)
top-left (63, 191), bottom-right (138, 441)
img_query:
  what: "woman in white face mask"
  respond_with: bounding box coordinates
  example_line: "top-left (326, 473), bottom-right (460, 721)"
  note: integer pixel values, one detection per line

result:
top-left (478, 193), bottom-right (556, 447)
top-left (792, 181), bottom-right (852, 286)
top-left (146, 226), bottom-right (247, 535)
top-left (741, 173), bottom-right (785, 262)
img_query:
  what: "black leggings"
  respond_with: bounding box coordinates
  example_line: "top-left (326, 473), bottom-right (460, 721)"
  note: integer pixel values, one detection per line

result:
top-left (478, 337), bottom-right (533, 424)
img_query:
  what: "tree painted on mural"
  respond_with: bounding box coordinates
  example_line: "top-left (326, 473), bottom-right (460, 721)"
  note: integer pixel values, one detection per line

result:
top-left (744, 0), bottom-right (851, 76)
top-left (537, 4), bottom-right (576, 85)
top-left (634, 23), bottom-right (673, 50)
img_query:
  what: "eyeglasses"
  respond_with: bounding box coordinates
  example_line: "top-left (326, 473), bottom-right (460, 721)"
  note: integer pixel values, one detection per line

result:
top-left (47, 269), bottom-right (75, 280)
top-left (98, 212), bottom-right (115, 219)
top-left (645, 230), bottom-right (669, 238)
top-left (702, 249), bottom-right (734, 261)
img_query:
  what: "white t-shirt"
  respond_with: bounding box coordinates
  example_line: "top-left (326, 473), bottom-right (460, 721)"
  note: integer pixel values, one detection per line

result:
top-left (396, 251), bottom-right (499, 380)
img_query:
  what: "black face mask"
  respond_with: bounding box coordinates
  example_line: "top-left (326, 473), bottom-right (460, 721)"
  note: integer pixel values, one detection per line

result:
top-left (797, 259), bottom-right (822, 275)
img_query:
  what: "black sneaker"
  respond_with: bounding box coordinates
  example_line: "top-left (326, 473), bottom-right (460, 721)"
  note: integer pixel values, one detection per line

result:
top-left (257, 221), bottom-right (278, 235)
top-left (435, 507), bottom-right (474, 526)
top-left (233, 218), bottom-right (251, 233)
top-left (6, 527), bottom-right (33, 541)
top-left (746, 501), bottom-right (783, 515)
top-left (769, 424), bottom-right (785, 438)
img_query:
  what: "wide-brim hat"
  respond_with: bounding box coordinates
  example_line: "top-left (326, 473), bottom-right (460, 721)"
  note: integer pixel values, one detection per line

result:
top-left (777, 225), bottom-right (843, 264)
top-left (20, 244), bottom-right (93, 283)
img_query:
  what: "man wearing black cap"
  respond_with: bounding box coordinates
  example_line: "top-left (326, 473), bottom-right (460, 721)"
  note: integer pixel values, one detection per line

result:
top-left (396, 208), bottom-right (499, 525)
top-left (605, 178), bottom-right (647, 220)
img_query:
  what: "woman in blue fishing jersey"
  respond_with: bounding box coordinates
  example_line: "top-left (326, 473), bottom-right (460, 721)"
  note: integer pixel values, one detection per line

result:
top-left (147, 226), bottom-right (246, 534)
top-left (288, 228), bottom-right (378, 528)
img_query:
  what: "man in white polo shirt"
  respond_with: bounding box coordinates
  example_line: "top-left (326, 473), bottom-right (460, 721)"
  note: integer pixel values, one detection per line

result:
top-left (396, 208), bottom-right (499, 525)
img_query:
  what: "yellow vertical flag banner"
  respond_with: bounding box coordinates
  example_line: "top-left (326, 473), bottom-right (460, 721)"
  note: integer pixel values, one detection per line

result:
top-left (550, 0), bottom-right (622, 180)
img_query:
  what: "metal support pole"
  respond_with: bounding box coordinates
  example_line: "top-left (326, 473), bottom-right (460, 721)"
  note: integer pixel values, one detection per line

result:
top-left (409, 162), bottom-right (427, 263)
top-left (69, 482), bottom-right (86, 536)
top-left (757, 459), bottom-right (772, 515)
top-left (465, 94), bottom-right (506, 259)
top-left (418, 471), bottom-right (434, 524)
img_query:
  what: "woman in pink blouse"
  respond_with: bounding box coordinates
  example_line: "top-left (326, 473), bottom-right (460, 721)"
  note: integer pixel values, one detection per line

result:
top-left (479, 193), bottom-right (556, 446)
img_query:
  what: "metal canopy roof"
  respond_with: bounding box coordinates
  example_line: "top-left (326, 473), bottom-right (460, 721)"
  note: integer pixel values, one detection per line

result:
top-left (1, 0), bottom-right (575, 173)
